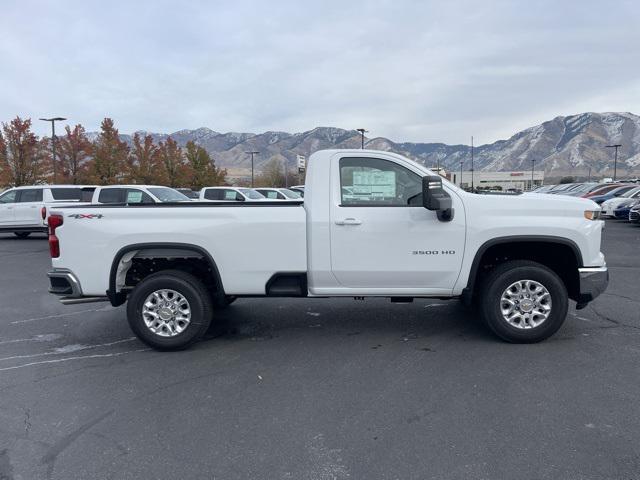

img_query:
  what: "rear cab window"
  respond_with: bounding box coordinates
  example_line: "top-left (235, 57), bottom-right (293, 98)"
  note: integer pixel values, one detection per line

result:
top-left (49, 188), bottom-right (84, 201)
top-left (17, 189), bottom-right (43, 202)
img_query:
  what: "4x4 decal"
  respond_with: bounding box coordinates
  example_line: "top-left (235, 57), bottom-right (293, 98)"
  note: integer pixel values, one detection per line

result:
top-left (68, 214), bottom-right (103, 219)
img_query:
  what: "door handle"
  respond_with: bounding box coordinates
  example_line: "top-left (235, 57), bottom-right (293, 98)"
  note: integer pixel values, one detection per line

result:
top-left (335, 218), bottom-right (362, 226)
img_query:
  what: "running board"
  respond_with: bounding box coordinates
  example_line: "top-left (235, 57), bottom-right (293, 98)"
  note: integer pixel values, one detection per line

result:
top-left (60, 296), bottom-right (110, 305)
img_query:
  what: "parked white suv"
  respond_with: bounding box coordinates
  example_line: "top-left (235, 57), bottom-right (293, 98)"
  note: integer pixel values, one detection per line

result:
top-left (255, 188), bottom-right (303, 201)
top-left (0, 185), bottom-right (95, 238)
top-left (199, 187), bottom-right (267, 202)
top-left (92, 185), bottom-right (191, 204)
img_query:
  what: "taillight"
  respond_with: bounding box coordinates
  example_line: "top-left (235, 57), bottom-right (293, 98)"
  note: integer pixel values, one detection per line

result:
top-left (41, 206), bottom-right (47, 221)
top-left (48, 214), bottom-right (63, 258)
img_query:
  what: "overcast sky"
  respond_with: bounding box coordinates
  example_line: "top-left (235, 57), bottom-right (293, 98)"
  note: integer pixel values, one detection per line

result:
top-left (1, 0), bottom-right (639, 145)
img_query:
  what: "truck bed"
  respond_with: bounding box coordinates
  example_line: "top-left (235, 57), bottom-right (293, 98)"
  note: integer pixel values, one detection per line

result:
top-left (50, 202), bottom-right (307, 296)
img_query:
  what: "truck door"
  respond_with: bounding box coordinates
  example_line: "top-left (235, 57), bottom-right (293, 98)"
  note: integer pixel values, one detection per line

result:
top-left (14, 188), bottom-right (43, 226)
top-left (0, 190), bottom-right (18, 225)
top-left (329, 156), bottom-right (465, 292)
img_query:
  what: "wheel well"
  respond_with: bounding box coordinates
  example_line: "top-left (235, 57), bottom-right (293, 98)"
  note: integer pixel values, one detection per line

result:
top-left (467, 240), bottom-right (580, 302)
top-left (107, 245), bottom-right (224, 306)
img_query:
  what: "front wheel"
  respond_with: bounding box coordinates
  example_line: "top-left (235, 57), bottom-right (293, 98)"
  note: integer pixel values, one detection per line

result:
top-left (126, 270), bottom-right (213, 351)
top-left (479, 260), bottom-right (568, 343)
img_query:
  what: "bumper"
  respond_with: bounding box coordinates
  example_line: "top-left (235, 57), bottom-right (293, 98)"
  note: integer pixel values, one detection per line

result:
top-left (575, 266), bottom-right (608, 308)
top-left (47, 269), bottom-right (108, 305)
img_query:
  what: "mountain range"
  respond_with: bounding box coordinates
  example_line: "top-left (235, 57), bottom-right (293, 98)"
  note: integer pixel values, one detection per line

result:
top-left (110, 112), bottom-right (640, 179)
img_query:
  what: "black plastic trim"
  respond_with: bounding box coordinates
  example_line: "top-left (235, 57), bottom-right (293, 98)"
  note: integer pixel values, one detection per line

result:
top-left (461, 235), bottom-right (584, 304)
top-left (0, 226), bottom-right (47, 233)
top-left (107, 242), bottom-right (225, 307)
top-left (265, 272), bottom-right (308, 297)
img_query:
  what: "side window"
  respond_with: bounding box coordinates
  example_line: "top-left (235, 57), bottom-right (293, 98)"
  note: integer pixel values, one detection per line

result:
top-left (126, 189), bottom-right (154, 204)
top-left (223, 190), bottom-right (237, 200)
top-left (50, 188), bottom-right (82, 200)
top-left (263, 191), bottom-right (278, 199)
top-left (17, 189), bottom-right (43, 202)
top-left (277, 193), bottom-right (286, 200)
top-left (98, 188), bottom-right (124, 204)
top-left (0, 190), bottom-right (17, 204)
top-left (204, 189), bottom-right (221, 200)
top-left (339, 157), bottom-right (422, 206)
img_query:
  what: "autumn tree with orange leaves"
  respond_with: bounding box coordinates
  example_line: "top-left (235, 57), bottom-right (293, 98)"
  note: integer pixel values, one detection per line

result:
top-left (0, 117), bottom-right (50, 186)
top-left (157, 137), bottom-right (187, 187)
top-left (56, 124), bottom-right (93, 184)
top-left (89, 118), bottom-right (129, 184)
top-left (127, 133), bottom-right (161, 184)
top-left (184, 141), bottom-right (227, 190)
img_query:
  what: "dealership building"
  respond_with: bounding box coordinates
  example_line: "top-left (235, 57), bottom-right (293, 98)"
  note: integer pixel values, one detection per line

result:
top-left (447, 170), bottom-right (545, 191)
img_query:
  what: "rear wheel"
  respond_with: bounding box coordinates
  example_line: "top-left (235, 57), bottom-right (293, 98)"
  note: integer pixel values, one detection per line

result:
top-left (14, 232), bottom-right (31, 238)
top-left (126, 270), bottom-right (213, 350)
top-left (479, 260), bottom-right (568, 343)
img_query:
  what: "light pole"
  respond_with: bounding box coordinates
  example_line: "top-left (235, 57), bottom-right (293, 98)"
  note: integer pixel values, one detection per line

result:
top-left (606, 144), bottom-right (622, 181)
top-left (459, 160), bottom-right (463, 188)
top-left (245, 151), bottom-right (259, 187)
top-left (531, 158), bottom-right (535, 191)
top-left (40, 117), bottom-right (67, 184)
top-left (470, 136), bottom-right (474, 192)
top-left (588, 166), bottom-right (592, 182)
top-left (356, 128), bottom-right (368, 149)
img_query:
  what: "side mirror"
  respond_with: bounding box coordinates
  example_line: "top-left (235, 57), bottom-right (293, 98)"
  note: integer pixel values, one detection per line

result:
top-left (236, 194), bottom-right (245, 201)
top-left (422, 176), bottom-right (454, 222)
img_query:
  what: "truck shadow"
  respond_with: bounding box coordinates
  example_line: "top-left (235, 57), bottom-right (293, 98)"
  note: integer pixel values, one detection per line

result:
top-left (203, 298), bottom-right (495, 346)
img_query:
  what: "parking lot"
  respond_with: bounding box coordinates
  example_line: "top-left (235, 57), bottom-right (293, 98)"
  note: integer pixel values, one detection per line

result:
top-left (0, 221), bottom-right (637, 480)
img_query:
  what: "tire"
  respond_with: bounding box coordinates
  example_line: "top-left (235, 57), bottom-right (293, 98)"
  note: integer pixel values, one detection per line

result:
top-left (479, 260), bottom-right (568, 343)
top-left (14, 232), bottom-right (31, 238)
top-left (126, 270), bottom-right (213, 351)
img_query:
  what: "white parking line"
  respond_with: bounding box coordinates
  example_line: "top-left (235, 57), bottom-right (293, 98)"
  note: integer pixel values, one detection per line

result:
top-left (10, 306), bottom-right (112, 325)
top-left (0, 338), bottom-right (137, 362)
top-left (0, 349), bottom-right (150, 372)
top-left (0, 333), bottom-right (63, 345)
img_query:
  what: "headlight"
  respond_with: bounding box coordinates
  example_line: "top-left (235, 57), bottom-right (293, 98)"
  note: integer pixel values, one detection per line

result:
top-left (584, 210), bottom-right (601, 220)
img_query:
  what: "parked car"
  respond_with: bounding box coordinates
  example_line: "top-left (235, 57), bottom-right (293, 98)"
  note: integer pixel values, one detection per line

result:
top-left (629, 203), bottom-right (640, 224)
top-left (612, 199), bottom-right (639, 219)
top-left (92, 185), bottom-right (191, 204)
top-left (199, 187), bottom-right (268, 202)
top-left (562, 183), bottom-right (600, 197)
top-left (600, 186), bottom-right (640, 217)
top-left (0, 185), bottom-right (96, 237)
top-left (548, 183), bottom-right (581, 194)
top-left (587, 185), bottom-right (637, 205)
top-left (255, 188), bottom-right (303, 201)
top-left (47, 148), bottom-right (608, 350)
top-left (583, 183), bottom-right (627, 199)
top-left (290, 185), bottom-right (305, 197)
top-left (176, 188), bottom-right (199, 199)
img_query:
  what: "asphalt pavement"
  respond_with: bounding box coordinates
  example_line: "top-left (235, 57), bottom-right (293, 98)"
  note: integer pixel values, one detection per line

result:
top-left (0, 221), bottom-right (638, 480)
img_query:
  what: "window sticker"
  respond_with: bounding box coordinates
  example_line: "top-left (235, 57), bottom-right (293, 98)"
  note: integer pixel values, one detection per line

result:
top-left (224, 191), bottom-right (237, 200)
top-left (353, 170), bottom-right (396, 199)
top-left (127, 191), bottom-right (143, 203)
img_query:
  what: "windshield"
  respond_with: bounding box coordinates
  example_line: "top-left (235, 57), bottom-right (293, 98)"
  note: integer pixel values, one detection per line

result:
top-left (571, 183), bottom-right (597, 193)
top-left (239, 188), bottom-right (266, 199)
top-left (147, 187), bottom-right (190, 202)
top-left (280, 188), bottom-right (302, 199)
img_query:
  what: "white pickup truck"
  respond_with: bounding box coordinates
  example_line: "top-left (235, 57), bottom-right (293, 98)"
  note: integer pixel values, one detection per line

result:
top-left (47, 149), bottom-right (608, 350)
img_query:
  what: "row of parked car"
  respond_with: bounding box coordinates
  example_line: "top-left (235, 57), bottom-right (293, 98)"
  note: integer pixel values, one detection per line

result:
top-left (0, 184), bottom-right (306, 237)
top-left (531, 181), bottom-right (640, 224)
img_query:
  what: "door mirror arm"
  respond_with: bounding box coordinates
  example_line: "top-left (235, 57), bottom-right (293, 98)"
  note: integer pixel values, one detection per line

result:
top-left (422, 176), bottom-right (454, 222)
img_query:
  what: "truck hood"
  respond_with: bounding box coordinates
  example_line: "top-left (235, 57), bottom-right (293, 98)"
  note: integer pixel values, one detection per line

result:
top-left (474, 191), bottom-right (600, 214)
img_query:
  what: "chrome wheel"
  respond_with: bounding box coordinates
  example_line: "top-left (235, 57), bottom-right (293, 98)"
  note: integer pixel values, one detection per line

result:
top-left (500, 280), bottom-right (552, 329)
top-left (142, 289), bottom-right (191, 337)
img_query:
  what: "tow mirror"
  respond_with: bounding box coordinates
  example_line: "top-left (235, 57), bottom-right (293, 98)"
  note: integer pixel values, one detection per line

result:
top-left (422, 176), bottom-right (454, 222)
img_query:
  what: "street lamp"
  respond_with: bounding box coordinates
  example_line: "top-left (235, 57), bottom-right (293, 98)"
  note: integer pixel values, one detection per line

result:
top-left (459, 160), bottom-right (463, 188)
top-left (470, 136), bottom-right (474, 191)
top-left (245, 151), bottom-right (259, 187)
top-left (40, 117), bottom-right (67, 184)
top-left (531, 158), bottom-right (535, 191)
top-left (606, 144), bottom-right (622, 181)
top-left (356, 128), bottom-right (368, 149)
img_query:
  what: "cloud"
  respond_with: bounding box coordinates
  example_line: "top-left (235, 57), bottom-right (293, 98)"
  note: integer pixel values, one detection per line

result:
top-left (1, 0), bottom-right (639, 145)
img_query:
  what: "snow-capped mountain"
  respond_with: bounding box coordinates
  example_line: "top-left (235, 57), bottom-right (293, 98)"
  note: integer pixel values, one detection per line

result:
top-left (111, 112), bottom-right (640, 177)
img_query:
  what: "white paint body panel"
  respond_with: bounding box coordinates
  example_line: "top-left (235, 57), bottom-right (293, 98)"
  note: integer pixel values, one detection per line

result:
top-left (50, 149), bottom-right (606, 298)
